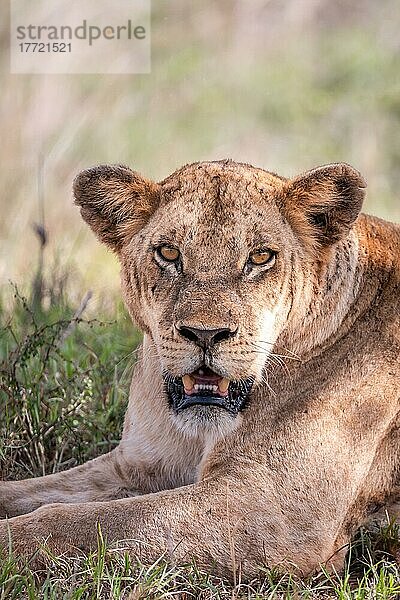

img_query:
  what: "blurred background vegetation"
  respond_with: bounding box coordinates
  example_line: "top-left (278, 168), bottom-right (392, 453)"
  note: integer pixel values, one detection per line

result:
top-left (0, 0), bottom-right (399, 308)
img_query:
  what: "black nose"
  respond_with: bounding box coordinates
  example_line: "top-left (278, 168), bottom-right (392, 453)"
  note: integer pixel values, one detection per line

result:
top-left (176, 324), bottom-right (237, 347)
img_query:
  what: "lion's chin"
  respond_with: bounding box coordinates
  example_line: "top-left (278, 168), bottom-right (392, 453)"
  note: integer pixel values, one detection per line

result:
top-left (170, 404), bottom-right (243, 440)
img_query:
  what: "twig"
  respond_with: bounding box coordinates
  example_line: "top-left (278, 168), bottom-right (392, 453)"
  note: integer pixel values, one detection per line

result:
top-left (31, 153), bottom-right (48, 310)
top-left (58, 290), bottom-right (93, 345)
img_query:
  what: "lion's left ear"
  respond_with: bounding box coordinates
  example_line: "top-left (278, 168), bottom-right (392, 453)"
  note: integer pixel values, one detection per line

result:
top-left (282, 163), bottom-right (366, 252)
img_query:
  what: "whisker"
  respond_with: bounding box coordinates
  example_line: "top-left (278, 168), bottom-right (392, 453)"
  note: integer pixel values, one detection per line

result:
top-left (260, 370), bottom-right (276, 396)
top-left (256, 340), bottom-right (300, 360)
top-left (267, 354), bottom-right (291, 380)
top-left (250, 342), bottom-right (300, 362)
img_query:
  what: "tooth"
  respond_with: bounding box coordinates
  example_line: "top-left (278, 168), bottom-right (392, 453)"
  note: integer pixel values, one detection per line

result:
top-left (218, 378), bottom-right (230, 393)
top-left (182, 375), bottom-right (194, 391)
top-left (199, 369), bottom-right (204, 375)
top-left (212, 385), bottom-right (218, 392)
top-left (194, 384), bottom-right (199, 391)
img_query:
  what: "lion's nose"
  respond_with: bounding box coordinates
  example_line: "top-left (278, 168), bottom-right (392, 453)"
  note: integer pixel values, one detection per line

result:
top-left (175, 324), bottom-right (238, 347)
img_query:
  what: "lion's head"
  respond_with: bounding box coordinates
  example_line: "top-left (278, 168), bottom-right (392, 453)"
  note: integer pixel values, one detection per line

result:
top-left (74, 160), bottom-right (365, 436)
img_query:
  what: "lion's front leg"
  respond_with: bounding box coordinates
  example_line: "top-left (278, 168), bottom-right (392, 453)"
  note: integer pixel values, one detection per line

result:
top-left (0, 481), bottom-right (274, 577)
top-left (0, 477), bottom-right (345, 578)
top-left (0, 448), bottom-right (143, 518)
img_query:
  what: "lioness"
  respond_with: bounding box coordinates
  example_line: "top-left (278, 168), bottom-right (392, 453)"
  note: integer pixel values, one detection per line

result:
top-left (1, 160), bottom-right (399, 578)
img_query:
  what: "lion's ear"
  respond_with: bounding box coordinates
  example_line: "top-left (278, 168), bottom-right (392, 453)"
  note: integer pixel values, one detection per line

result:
top-left (282, 163), bottom-right (366, 252)
top-left (73, 164), bottom-right (160, 252)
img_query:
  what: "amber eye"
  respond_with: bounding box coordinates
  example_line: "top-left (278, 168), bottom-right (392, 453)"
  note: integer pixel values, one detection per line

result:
top-left (157, 246), bottom-right (180, 262)
top-left (249, 249), bottom-right (276, 267)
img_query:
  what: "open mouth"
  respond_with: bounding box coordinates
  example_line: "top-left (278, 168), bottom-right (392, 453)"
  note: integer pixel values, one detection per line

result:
top-left (164, 366), bottom-right (254, 415)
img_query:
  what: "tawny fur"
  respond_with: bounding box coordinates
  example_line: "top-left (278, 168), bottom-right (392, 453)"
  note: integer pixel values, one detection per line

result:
top-left (1, 159), bottom-right (399, 579)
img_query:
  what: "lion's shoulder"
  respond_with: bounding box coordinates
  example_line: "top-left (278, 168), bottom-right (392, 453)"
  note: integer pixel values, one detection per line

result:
top-left (357, 213), bottom-right (400, 273)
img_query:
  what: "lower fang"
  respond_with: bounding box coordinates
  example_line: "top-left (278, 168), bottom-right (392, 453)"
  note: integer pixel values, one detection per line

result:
top-left (218, 377), bottom-right (230, 393)
top-left (182, 374), bottom-right (194, 391)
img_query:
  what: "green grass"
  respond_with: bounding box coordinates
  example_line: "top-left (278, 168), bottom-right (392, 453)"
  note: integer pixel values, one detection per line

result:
top-left (0, 286), bottom-right (139, 481)
top-left (1, 533), bottom-right (400, 599)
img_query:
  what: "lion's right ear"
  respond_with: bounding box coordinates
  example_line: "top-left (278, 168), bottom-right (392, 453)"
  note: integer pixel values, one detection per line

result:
top-left (73, 164), bottom-right (161, 252)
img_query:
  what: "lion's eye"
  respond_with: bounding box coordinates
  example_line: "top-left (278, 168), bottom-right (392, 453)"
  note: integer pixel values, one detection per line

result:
top-left (249, 249), bottom-right (276, 267)
top-left (157, 246), bottom-right (180, 262)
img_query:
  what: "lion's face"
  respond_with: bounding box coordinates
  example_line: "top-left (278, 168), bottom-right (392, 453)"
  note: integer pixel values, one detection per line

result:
top-left (74, 160), bottom-right (365, 436)
top-left (120, 166), bottom-right (300, 432)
